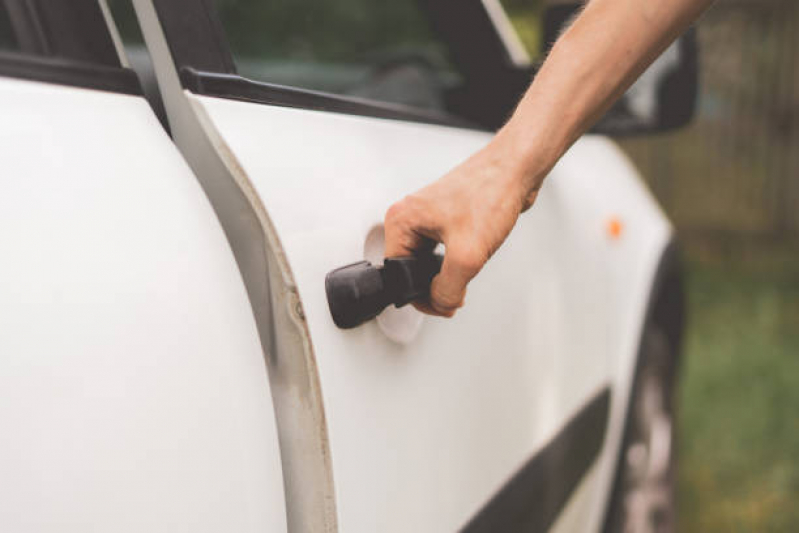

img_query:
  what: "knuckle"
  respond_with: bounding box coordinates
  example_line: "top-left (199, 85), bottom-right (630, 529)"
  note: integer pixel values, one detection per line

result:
top-left (385, 195), bottom-right (426, 226)
top-left (405, 193), bottom-right (436, 220)
top-left (440, 308), bottom-right (456, 319)
top-left (384, 201), bottom-right (405, 225)
top-left (431, 285), bottom-right (464, 311)
top-left (432, 298), bottom-right (460, 315)
top-left (451, 249), bottom-right (486, 277)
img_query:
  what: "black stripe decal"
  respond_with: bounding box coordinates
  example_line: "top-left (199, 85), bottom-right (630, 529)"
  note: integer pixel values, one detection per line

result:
top-left (461, 387), bottom-right (611, 533)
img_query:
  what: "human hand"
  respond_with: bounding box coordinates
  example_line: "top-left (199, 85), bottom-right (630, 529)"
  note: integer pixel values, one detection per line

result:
top-left (384, 135), bottom-right (546, 317)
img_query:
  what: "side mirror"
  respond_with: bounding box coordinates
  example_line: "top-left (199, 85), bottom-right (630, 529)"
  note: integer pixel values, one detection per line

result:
top-left (543, 3), bottom-right (699, 135)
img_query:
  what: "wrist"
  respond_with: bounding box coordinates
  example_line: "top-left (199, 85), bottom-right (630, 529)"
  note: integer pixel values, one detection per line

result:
top-left (489, 121), bottom-right (565, 209)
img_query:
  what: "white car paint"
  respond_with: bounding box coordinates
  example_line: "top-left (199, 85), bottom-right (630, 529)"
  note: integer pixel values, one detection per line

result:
top-left (0, 77), bottom-right (287, 533)
top-left (186, 94), bottom-right (671, 533)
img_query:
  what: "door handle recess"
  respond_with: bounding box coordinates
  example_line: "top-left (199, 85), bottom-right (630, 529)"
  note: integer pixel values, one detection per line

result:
top-left (325, 254), bottom-right (443, 329)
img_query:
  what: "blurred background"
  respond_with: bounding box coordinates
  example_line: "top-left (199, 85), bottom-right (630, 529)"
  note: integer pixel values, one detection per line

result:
top-left (624, 2), bottom-right (799, 530)
top-left (503, 0), bottom-right (799, 530)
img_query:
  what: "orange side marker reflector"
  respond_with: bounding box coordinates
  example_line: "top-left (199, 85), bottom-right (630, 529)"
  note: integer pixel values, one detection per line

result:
top-left (607, 216), bottom-right (624, 240)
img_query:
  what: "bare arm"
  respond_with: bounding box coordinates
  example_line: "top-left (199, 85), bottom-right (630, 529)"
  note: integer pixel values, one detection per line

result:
top-left (384, 0), bottom-right (714, 317)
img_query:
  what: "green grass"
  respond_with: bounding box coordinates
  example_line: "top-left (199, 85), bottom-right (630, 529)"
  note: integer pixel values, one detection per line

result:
top-left (678, 239), bottom-right (799, 532)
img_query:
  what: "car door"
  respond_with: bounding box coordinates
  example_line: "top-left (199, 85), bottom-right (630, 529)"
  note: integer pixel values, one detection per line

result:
top-left (0, 2), bottom-right (286, 531)
top-left (130, 0), bottom-right (672, 531)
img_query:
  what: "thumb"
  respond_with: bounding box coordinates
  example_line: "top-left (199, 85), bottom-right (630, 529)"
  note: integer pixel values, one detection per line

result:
top-left (428, 244), bottom-right (485, 316)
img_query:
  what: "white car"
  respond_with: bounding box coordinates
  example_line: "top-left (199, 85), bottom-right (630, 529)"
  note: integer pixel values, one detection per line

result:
top-left (0, 0), bottom-right (696, 531)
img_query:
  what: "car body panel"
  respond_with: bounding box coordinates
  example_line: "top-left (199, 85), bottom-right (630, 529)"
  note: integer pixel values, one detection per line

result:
top-left (0, 77), bottom-right (287, 533)
top-left (184, 88), bottom-right (670, 531)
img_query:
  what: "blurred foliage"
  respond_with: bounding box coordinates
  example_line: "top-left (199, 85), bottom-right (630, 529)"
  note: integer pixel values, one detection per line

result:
top-left (628, 3), bottom-right (799, 530)
top-left (678, 239), bottom-right (799, 532)
top-left (499, 0), bottom-right (545, 59)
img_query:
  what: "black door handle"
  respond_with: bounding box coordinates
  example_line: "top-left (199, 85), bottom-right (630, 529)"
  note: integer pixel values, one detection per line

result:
top-left (325, 254), bottom-right (443, 329)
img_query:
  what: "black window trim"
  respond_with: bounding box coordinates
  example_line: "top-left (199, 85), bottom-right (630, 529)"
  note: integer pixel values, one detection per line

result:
top-left (151, 0), bottom-right (533, 131)
top-left (0, 50), bottom-right (141, 94)
top-left (0, 0), bottom-right (142, 95)
top-left (180, 67), bottom-right (475, 129)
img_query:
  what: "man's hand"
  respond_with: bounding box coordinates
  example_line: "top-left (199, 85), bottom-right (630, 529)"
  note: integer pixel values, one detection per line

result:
top-left (384, 136), bottom-right (544, 317)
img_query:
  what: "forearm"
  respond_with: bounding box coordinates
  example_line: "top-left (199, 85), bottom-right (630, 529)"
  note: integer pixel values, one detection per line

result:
top-left (495, 0), bottom-right (715, 206)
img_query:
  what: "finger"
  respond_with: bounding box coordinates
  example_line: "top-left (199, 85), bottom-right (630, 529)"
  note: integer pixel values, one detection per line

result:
top-left (428, 245), bottom-right (484, 316)
top-left (384, 197), bottom-right (439, 258)
top-left (412, 300), bottom-right (455, 318)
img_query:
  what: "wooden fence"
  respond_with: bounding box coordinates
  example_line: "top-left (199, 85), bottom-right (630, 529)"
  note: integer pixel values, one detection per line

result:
top-left (619, 0), bottom-right (799, 238)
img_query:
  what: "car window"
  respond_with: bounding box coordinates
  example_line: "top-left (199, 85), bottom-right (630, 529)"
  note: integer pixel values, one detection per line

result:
top-left (0, 5), bottom-right (19, 51)
top-left (0, 1), bottom-right (139, 96)
top-left (0, 1), bottom-right (121, 65)
top-left (215, 0), bottom-right (463, 112)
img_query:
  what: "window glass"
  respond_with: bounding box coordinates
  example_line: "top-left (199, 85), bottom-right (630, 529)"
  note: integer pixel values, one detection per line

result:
top-left (0, 0), bottom-right (141, 96)
top-left (499, 0), bottom-right (544, 59)
top-left (0, 5), bottom-right (19, 52)
top-left (216, 0), bottom-right (463, 112)
top-left (0, 1), bottom-right (121, 65)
